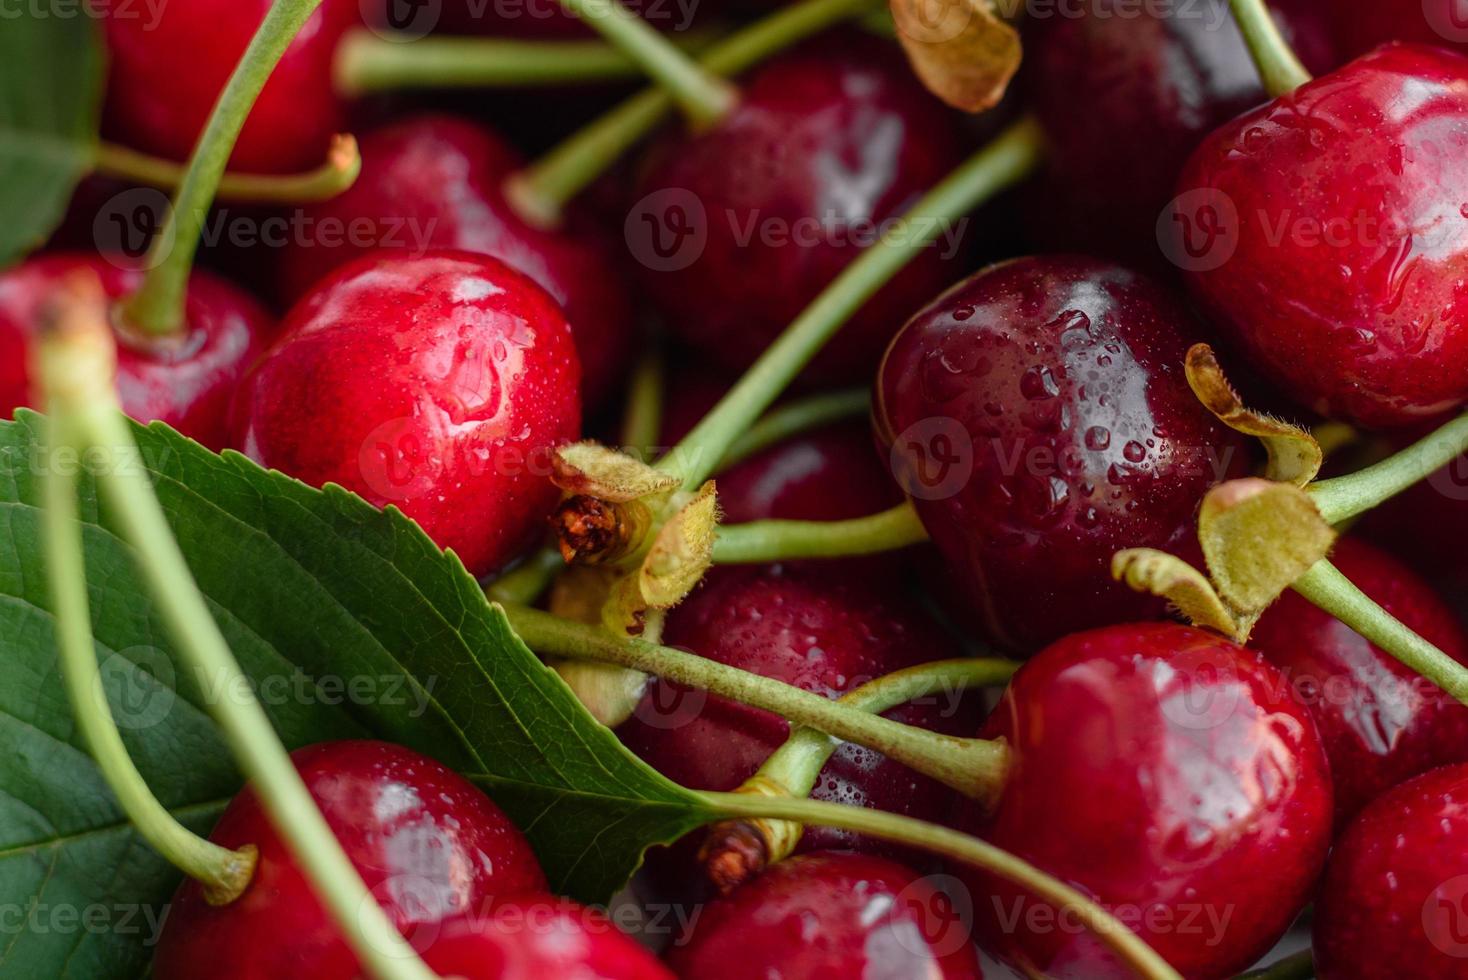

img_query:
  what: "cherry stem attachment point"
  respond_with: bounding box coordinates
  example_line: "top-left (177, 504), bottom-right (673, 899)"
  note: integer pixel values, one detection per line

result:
top-left (120, 0), bottom-right (325, 339)
top-left (93, 134), bottom-right (361, 204)
top-left (658, 116), bottom-right (1046, 491)
top-left (1228, 0), bottom-right (1311, 97)
top-left (697, 792), bottom-right (1184, 980)
top-left (500, 603), bottom-right (1011, 801)
top-left (711, 501), bottom-right (928, 564)
top-left (1309, 413), bottom-right (1468, 525)
top-left (716, 388), bottom-right (869, 469)
top-left (558, 0), bottom-right (736, 127)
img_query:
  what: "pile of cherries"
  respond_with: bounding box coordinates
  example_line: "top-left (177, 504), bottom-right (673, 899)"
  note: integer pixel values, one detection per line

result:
top-left (12, 0), bottom-right (1468, 976)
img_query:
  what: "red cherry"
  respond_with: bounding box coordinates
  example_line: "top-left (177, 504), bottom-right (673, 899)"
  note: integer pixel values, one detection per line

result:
top-left (1024, 0), bottom-right (1336, 264)
top-left (631, 31), bottom-right (965, 386)
top-left (100, 0), bottom-right (357, 173)
top-left (418, 901), bottom-right (674, 980)
top-left (1333, 0), bottom-right (1468, 57)
top-left (1313, 762), bottom-right (1468, 979)
top-left (1250, 537), bottom-right (1468, 827)
top-left (665, 851), bottom-right (983, 979)
top-left (619, 564), bottom-right (979, 859)
top-left (232, 250), bottom-right (581, 576)
top-left (1174, 43), bottom-right (1468, 429)
top-left (277, 115), bottom-right (633, 405)
top-left (715, 420), bottom-right (902, 526)
top-left (0, 253), bottom-right (272, 449)
top-left (956, 623), bottom-right (1333, 980)
top-left (1358, 444), bottom-right (1468, 581)
top-left (875, 255), bottom-right (1249, 652)
top-left (153, 740), bottom-right (548, 980)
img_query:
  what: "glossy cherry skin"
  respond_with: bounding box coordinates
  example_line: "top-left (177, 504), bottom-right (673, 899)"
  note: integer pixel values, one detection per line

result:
top-left (152, 740), bottom-right (548, 980)
top-left (665, 852), bottom-right (983, 979)
top-left (956, 623), bottom-right (1333, 980)
top-left (417, 901), bottom-right (674, 980)
top-left (1313, 763), bottom-right (1468, 979)
top-left (619, 564), bottom-right (979, 858)
top-left (1334, 0), bottom-right (1468, 56)
top-left (1175, 44), bottom-right (1468, 429)
top-left (232, 250), bottom-right (581, 576)
top-left (0, 253), bottom-right (272, 449)
top-left (1024, 0), bottom-right (1336, 263)
top-left (875, 255), bottom-right (1249, 653)
top-left (101, 0), bottom-right (357, 173)
top-left (277, 115), bottom-right (633, 405)
top-left (631, 32), bottom-right (965, 385)
top-left (1250, 537), bottom-right (1468, 828)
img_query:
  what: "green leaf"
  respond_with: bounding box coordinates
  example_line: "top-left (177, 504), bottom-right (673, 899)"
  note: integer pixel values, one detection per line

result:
top-left (0, 412), bottom-right (712, 979)
top-left (0, 13), bottom-right (105, 266)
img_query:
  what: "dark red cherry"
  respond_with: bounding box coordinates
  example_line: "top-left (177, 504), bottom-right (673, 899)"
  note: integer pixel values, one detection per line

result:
top-left (101, 0), bottom-right (357, 173)
top-left (232, 250), bottom-right (581, 576)
top-left (875, 255), bottom-right (1249, 653)
top-left (153, 740), bottom-right (548, 980)
top-left (665, 851), bottom-right (982, 979)
top-left (1174, 43), bottom-right (1468, 429)
top-left (418, 901), bottom-right (675, 980)
top-left (1313, 762), bottom-right (1468, 980)
top-left (0, 253), bottom-right (272, 449)
top-left (277, 115), bottom-right (633, 405)
top-left (630, 31), bottom-right (965, 386)
top-left (1358, 442), bottom-right (1468, 582)
top-left (1024, 0), bottom-right (1336, 264)
top-left (619, 564), bottom-right (979, 859)
top-left (1250, 536), bottom-right (1468, 828)
top-left (1334, 0), bottom-right (1468, 57)
top-left (956, 623), bottom-right (1333, 979)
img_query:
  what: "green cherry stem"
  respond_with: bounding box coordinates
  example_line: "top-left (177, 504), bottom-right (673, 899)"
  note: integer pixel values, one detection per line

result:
top-left (483, 547), bottom-right (565, 606)
top-left (1292, 559), bottom-right (1468, 708)
top-left (658, 116), bottom-right (1045, 491)
top-left (620, 347), bottom-right (666, 459)
top-left (500, 603), bottom-right (1011, 800)
top-left (1237, 950), bottom-right (1314, 980)
top-left (711, 501), bottom-right (928, 564)
top-left (697, 793), bottom-right (1184, 980)
top-left (716, 387), bottom-right (869, 469)
top-left (558, 0), bottom-right (735, 127)
top-left (1228, 0), bottom-right (1311, 97)
top-left (93, 134), bottom-right (361, 204)
top-left (1309, 413), bottom-right (1468, 525)
top-left (506, 0), bottom-right (881, 225)
top-left (120, 0), bottom-right (324, 338)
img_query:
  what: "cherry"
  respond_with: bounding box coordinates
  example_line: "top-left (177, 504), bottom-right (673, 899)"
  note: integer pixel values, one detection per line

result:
top-left (1358, 444), bottom-right (1468, 582)
top-left (1313, 762), bottom-right (1468, 979)
top-left (153, 740), bottom-right (548, 980)
top-left (956, 623), bottom-right (1333, 979)
top-left (1249, 536), bottom-right (1468, 828)
top-left (101, 0), bottom-right (357, 173)
top-left (418, 901), bottom-right (674, 979)
top-left (664, 851), bottom-right (982, 979)
top-left (618, 563), bottom-right (979, 859)
top-left (1174, 43), bottom-right (1468, 429)
top-left (277, 115), bottom-right (633, 405)
top-left (631, 31), bottom-right (966, 385)
top-left (1024, 0), bottom-right (1336, 264)
top-left (231, 250), bottom-right (581, 577)
top-left (1333, 0), bottom-right (1468, 57)
top-left (0, 253), bottom-right (273, 450)
top-left (875, 255), bottom-right (1249, 653)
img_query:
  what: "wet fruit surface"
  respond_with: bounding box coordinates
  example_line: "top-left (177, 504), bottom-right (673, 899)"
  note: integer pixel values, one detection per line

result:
top-left (876, 255), bottom-right (1248, 652)
top-left (232, 250), bottom-right (581, 576)
top-left (1333, 0), bottom-right (1468, 56)
top-left (957, 623), bottom-right (1333, 980)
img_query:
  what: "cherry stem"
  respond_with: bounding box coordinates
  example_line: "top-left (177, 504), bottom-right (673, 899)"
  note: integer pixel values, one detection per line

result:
top-left (35, 287), bottom-right (256, 905)
top-left (120, 0), bottom-right (325, 339)
top-left (1309, 413), bottom-right (1468, 525)
top-left (711, 501), bottom-right (928, 564)
top-left (1228, 0), bottom-right (1311, 97)
top-left (1237, 950), bottom-right (1313, 980)
top-left (620, 347), bottom-right (666, 459)
top-left (658, 117), bottom-right (1045, 491)
top-left (40, 287), bottom-right (441, 980)
top-left (557, 0), bottom-right (736, 127)
top-left (333, 27), bottom-right (712, 94)
top-left (506, 0), bottom-right (881, 226)
top-left (1292, 558), bottom-right (1468, 708)
top-left (697, 792), bottom-right (1184, 980)
top-left (483, 547), bottom-right (565, 605)
top-left (93, 134), bottom-right (361, 204)
top-left (500, 603), bottom-right (1011, 800)
top-left (716, 388), bottom-right (868, 469)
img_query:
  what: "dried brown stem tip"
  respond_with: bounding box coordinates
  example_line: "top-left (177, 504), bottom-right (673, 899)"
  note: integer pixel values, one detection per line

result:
top-left (552, 495), bottom-right (628, 564)
top-left (33, 272), bottom-right (119, 410)
top-left (698, 819), bottom-right (770, 896)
